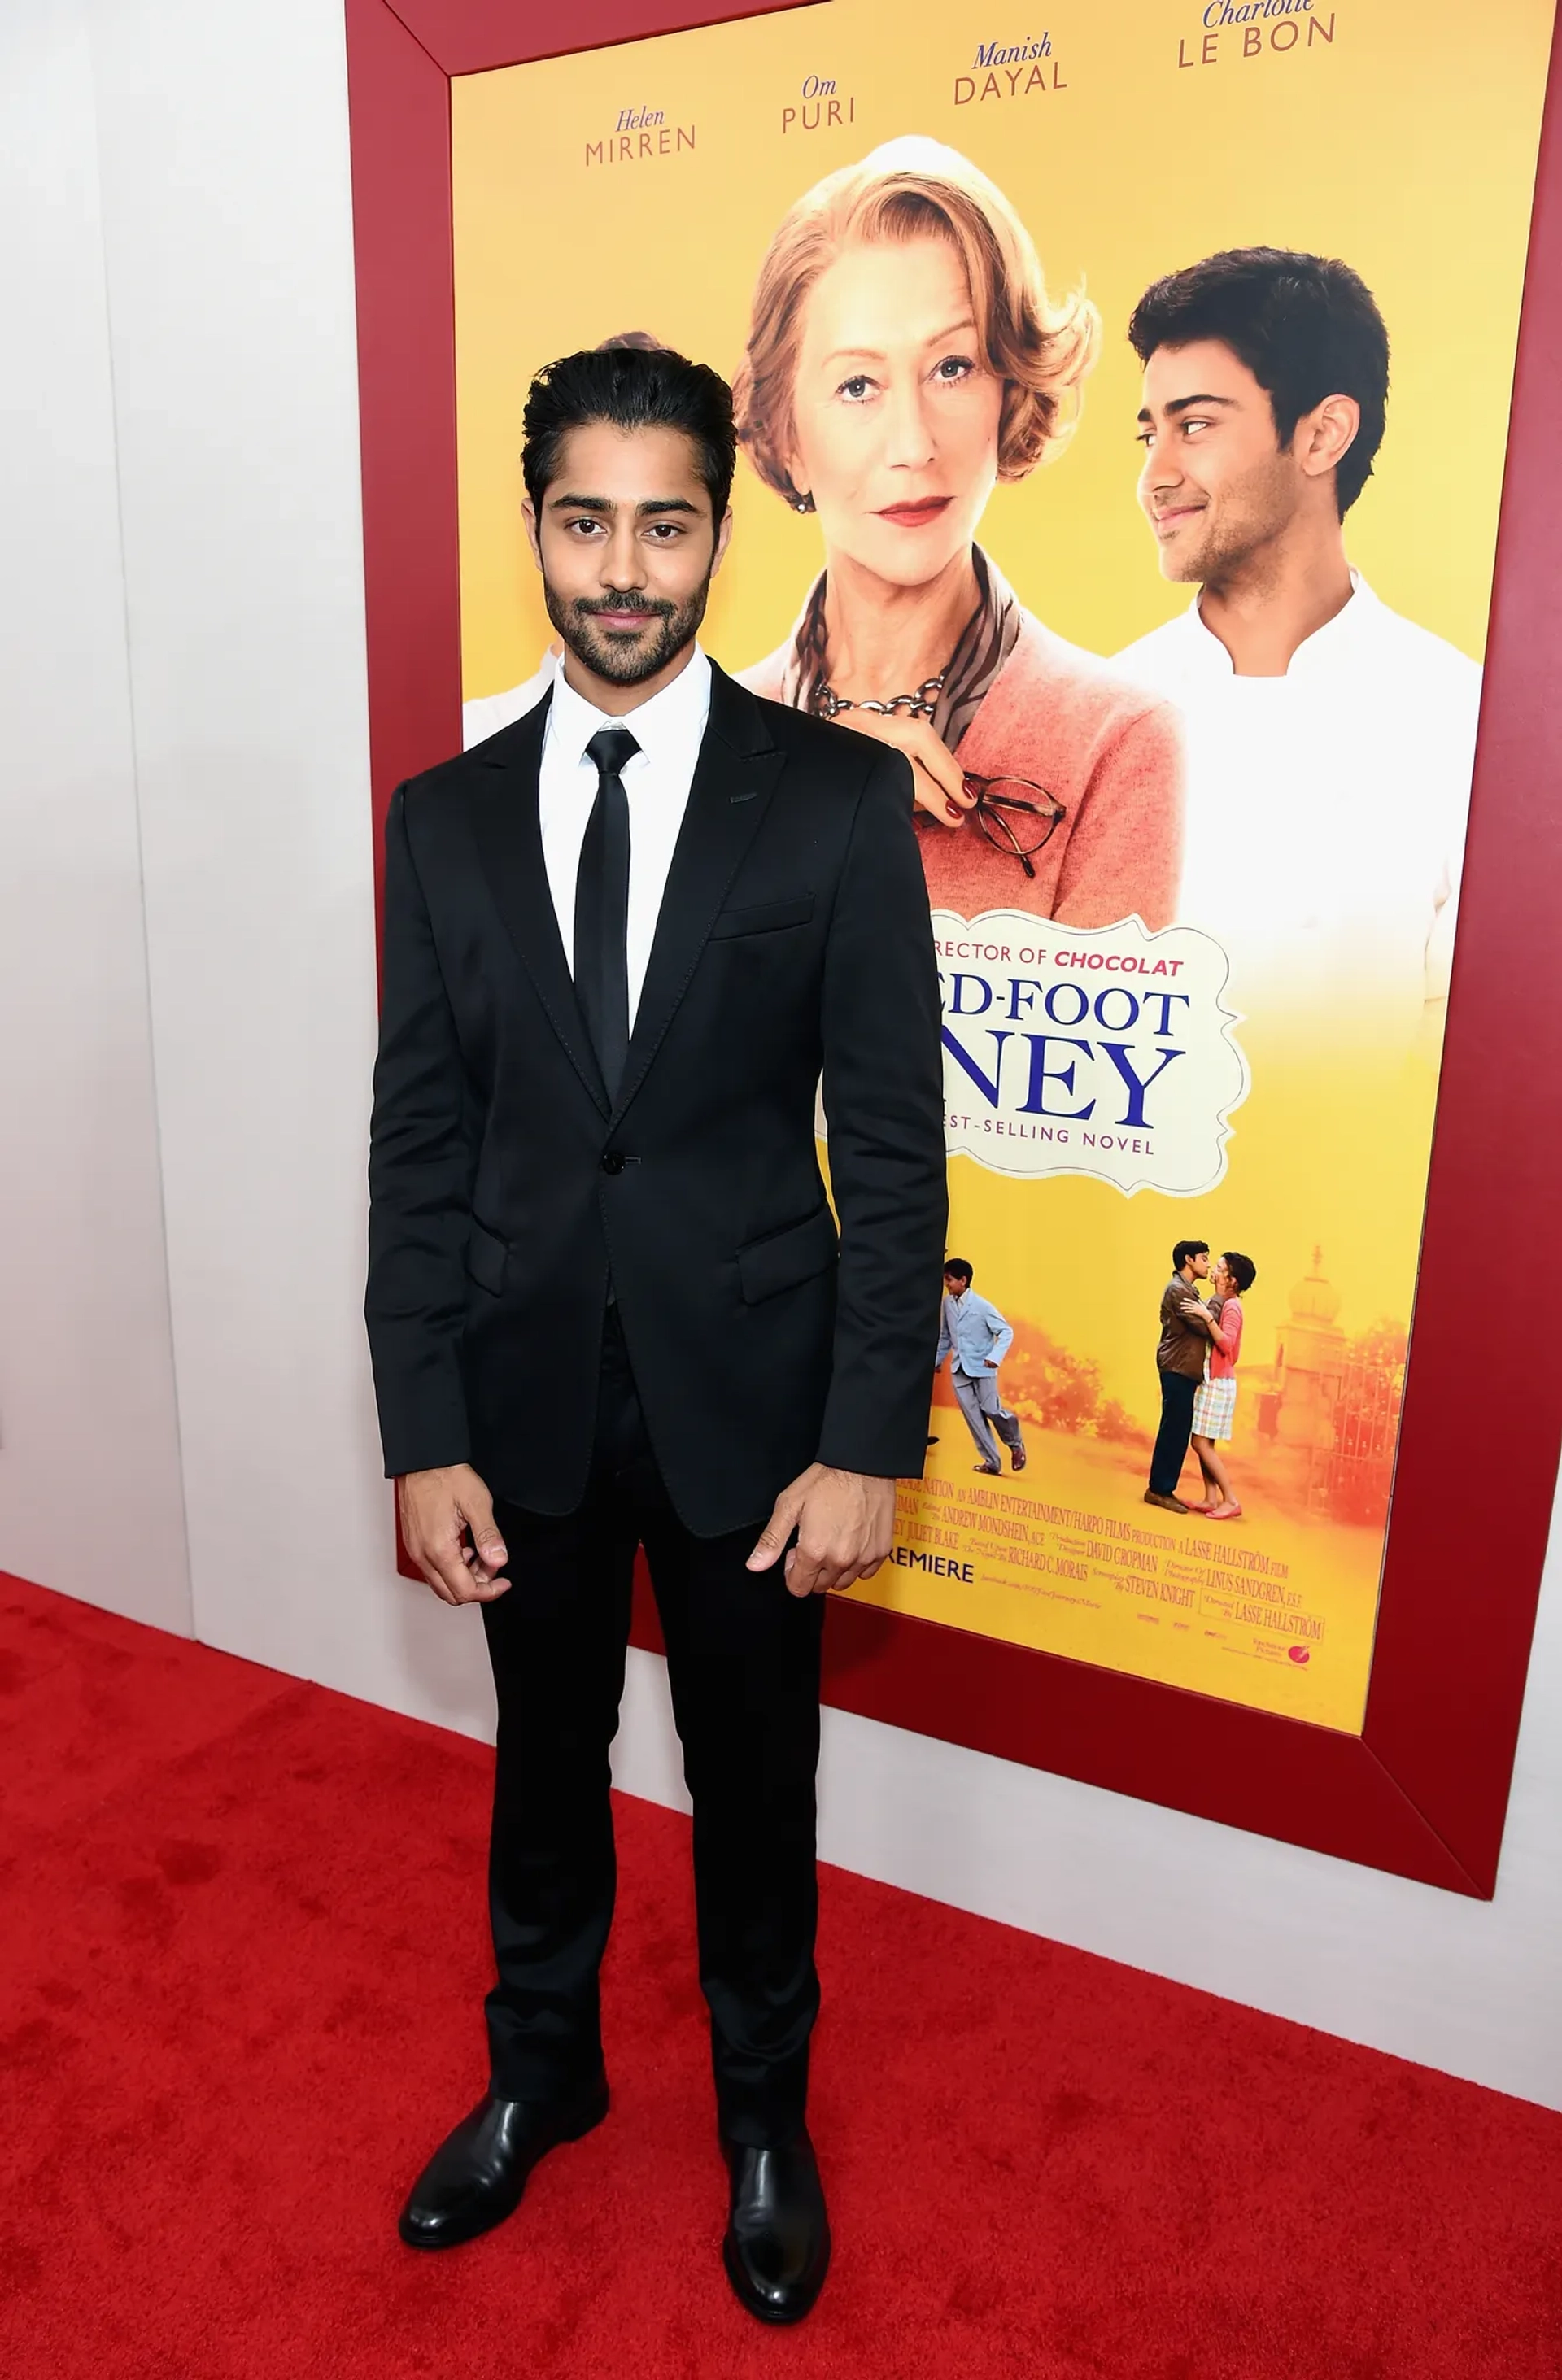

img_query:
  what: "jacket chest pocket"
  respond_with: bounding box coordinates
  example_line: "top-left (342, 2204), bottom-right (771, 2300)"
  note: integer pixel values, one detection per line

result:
top-left (707, 892), bottom-right (814, 940)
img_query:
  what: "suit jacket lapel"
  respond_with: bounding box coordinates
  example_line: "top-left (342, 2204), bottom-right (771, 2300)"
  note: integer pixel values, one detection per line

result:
top-left (466, 691), bottom-right (610, 1116)
top-left (612, 665), bottom-right (783, 1126)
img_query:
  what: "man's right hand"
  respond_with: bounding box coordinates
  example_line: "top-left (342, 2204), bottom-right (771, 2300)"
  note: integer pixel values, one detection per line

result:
top-left (398, 1465), bottom-right (512, 1605)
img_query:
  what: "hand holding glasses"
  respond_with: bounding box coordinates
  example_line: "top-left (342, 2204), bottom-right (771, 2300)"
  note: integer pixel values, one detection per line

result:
top-left (917, 773), bottom-right (1066, 880)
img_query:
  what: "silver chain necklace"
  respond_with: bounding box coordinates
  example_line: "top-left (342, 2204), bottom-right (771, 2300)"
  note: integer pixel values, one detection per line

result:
top-left (813, 671), bottom-right (945, 724)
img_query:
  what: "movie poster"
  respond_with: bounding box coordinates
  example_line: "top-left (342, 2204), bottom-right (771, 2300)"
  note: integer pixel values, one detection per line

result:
top-left (449, 0), bottom-right (1551, 1732)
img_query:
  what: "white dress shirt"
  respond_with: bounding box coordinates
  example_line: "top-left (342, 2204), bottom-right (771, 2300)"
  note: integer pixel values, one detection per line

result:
top-left (537, 643), bottom-right (712, 1027)
top-left (1115, 577), bottom-right (1481, 1048)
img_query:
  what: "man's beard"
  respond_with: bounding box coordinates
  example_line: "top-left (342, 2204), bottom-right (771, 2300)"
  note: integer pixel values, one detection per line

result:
top-left (1165, 459), bottom-right (1299, 591)
top-left (544, 572), bottom-right (713, 687)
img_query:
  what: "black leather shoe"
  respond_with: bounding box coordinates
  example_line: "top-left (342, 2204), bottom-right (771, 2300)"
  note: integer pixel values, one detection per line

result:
top-left (721, 2130), bottom-right (831, 2324)
top-left (399, 2073), bottom-right (609, 2250)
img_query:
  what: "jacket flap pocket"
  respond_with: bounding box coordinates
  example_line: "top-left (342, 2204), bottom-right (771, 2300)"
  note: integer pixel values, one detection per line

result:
top-left (737, 1205), bottom-right (838, 1305)
top-left (464, 1221), bottom-right (508, 1297)
top-left (709, 892), bottom-right (815, 940)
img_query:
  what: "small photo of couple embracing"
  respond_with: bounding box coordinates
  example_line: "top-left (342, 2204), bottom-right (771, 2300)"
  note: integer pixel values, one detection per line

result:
top-left (1145, 1240), bottom-right (1258, 1522)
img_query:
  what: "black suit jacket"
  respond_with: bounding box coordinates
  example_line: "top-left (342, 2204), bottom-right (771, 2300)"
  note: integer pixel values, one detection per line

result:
top-left (364, 662), bottom-right (948, 1537)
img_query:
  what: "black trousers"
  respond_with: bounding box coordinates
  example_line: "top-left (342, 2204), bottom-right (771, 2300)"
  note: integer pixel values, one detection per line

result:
top-left (1148, 1368), bottom-right (1198, 1497)
top-left (480, 1312), bottom-right (825, 2148)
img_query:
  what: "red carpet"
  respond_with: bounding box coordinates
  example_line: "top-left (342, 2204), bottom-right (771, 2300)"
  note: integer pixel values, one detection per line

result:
top-left (3, 1574), bottom-right (1560, 2379)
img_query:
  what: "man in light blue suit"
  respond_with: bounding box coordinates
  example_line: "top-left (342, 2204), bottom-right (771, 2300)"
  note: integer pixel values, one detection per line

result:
top-left (936, 1260), bottom-right (1027, 1476)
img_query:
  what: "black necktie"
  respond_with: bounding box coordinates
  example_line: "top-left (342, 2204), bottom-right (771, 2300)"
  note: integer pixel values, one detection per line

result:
top-left (575, 726), bottom-right (639, 1101)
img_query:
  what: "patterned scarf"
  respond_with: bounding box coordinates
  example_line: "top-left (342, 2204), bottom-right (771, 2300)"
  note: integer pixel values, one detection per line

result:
top-left (776, 546), bottom-right (1023, 752)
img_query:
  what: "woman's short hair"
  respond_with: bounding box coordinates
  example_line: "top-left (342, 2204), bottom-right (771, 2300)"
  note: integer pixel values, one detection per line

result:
top-left (734, 137), bottom-right (1099, 510)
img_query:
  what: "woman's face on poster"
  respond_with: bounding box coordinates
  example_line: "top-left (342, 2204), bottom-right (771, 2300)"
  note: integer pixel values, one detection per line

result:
top-left (783, 233), bottom-right (1005, 591)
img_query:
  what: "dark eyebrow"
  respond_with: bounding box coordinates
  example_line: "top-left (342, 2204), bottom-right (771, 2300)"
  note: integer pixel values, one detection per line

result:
top-left (1137, 393), bottom-right (1241, 423)
top-left (547, 493), bottom-right (700, 516)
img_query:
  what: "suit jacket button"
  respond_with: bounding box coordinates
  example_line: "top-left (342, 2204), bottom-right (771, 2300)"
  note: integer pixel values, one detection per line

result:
top-left (600, 1150), bottom-right (626, 1175)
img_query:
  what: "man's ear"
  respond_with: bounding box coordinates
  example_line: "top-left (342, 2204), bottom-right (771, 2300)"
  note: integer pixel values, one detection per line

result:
top-left (711, 504), bottom-right (735, 576)
top-left (1299, 392), bottom-right (1360, 484)
top-left (521, 497), bottom-right (543, 573)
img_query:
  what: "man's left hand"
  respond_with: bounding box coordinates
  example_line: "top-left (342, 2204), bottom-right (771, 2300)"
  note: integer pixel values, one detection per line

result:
top-left (747, 1463), bottom-right (897, 1598)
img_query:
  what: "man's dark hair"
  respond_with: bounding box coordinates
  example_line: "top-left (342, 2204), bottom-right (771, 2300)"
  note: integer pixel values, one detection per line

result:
top-left (1172, 1240), bottom-right (1209, 1272)
top-left (1223, 1251), bottom-right (1258, 1295)
top-left (521, 344), bottom-right (737, 523)
top-left (1128, 248), bottom-right (1390, 516)
top-left (945, 1258), bottom-right (974, 1284)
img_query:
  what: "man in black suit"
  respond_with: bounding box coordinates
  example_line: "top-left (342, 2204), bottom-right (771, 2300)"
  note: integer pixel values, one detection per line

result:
top-left (365, 344), bottom-right (946, 2324)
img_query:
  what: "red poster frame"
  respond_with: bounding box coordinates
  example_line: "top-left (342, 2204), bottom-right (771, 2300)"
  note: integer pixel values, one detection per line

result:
top-left (347, 0), bottom-right (1562, 1895)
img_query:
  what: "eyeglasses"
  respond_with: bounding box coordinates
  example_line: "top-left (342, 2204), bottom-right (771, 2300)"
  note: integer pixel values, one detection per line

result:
top-left (917, 774), bottom-right (1066, 880)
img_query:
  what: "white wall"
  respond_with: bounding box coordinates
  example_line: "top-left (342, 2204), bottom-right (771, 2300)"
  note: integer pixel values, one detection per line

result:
top-left (0, 0), bottom-right (190, 1632)
top-left (85, 0), bottom-right (399, 1699)
top-left (9, 0), bottom-right (1562, 2110)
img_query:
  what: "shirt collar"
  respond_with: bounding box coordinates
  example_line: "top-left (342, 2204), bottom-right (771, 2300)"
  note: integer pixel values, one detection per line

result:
top-left (1173, 571), bottom-right (1377, 680)
top-left (548, 643), bottom-right (713, 771)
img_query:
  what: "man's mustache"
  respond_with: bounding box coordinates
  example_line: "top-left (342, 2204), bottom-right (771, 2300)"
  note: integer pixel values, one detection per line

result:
top-left (574, 595), bottom-right (674, 620)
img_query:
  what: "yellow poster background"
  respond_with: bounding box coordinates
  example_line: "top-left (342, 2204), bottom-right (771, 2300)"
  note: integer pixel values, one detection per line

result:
top-left (450, 0), bottom-right (1552, 1730)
